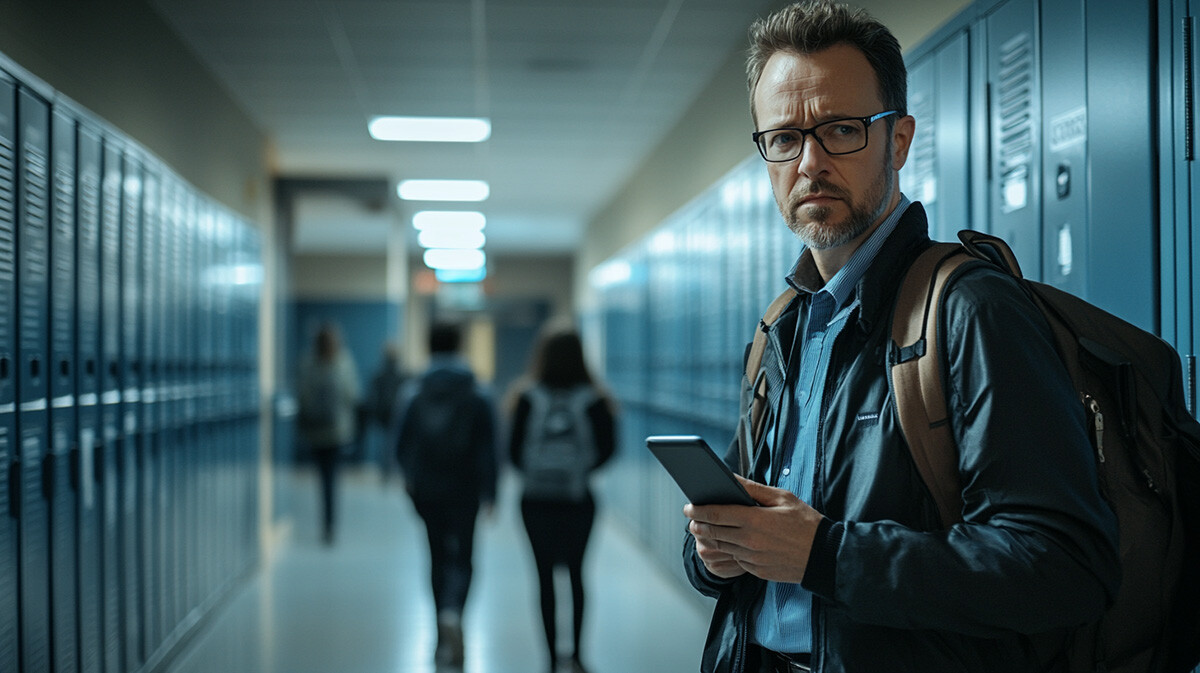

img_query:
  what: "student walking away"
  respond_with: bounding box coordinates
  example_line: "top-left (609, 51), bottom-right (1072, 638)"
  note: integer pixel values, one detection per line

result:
top-left (508, 325), bottom-right (615, 673)
top-left (365, 341), bottom-right (407, 475)
top-left (682, 2), bottom-right (1126, 671)
top-left (296, 322), bottom-right (360, 546)
top-left (395, 322), bottom-right (497, 669)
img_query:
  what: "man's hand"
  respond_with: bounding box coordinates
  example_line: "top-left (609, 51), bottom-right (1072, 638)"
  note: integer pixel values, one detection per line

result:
top-left (684, 475), bottom-right (825, 583)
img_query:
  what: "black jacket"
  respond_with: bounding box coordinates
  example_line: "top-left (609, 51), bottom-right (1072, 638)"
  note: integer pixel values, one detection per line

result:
top-left (395, 359), bottom-right (498, 504)
top-left (684, 203), bottom-right (1120, 672)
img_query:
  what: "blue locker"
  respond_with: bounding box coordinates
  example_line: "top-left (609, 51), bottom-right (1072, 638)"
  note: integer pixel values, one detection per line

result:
top-left (48, 104), bottom-right (79, 673)
top-left (986, 0), bottom-right (1042, 278)
top-left (118, 148), bottom-right (143, 670)
top-left (16, 84), bottom-right (52, 673)
top-left (138, 158), bottom-right (162, 657)
top-left (73, 121), bottom-right (102, 673)
top-left (0, 70), bottom-right (21, 673)
top-left (97, 136), bottom-right (123, 673)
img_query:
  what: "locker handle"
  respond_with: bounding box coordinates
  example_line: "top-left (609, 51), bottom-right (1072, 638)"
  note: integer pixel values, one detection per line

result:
top-left (93, 443), bottom-right (104, 484)
top-left (41, 452), bottom-right (54, 499)
top-left (69, 443), bottom-right (80, 493)
top-left (7, 460), bottom-right (18, 519)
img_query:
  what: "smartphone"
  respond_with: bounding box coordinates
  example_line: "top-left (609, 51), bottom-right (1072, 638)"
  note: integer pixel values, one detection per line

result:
top-left (646, 435), bottom-right (757, 507)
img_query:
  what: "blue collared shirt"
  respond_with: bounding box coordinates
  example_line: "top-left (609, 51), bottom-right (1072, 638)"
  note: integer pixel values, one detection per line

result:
top-left (753, 196), bottom-right (911, 654)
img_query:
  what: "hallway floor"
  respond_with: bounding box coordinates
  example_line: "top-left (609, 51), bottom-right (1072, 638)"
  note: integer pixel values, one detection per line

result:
top-left (164, 466), bottom-right (712, 673)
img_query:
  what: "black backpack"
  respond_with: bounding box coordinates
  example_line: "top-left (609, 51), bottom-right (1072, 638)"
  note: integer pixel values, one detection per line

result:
top-left (298, 365), bottom-right (338, 432)
top-left (405, 383), bottom-right (478, 471)
top-left (888, 230), bottom-right (1200, 673)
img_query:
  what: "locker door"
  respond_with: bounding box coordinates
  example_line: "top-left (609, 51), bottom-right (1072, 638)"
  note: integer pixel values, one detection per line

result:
top-left (934, 31), bottom-right (971, 240)
top-left (48, 105), bottom-right (78, 673)
top-left (986, 0), bottom-right (1042, 278)
top-left (138, 159), bottom-right (161, 657)
top-left (1039, 0), bottom-right (1087, 297)
top-left (0, 72), bottom-right (21, 673)
top-left (118, 149), bottom-right (143, 670)
top-left (73, 122), bottom-right (102, 673)
top-left (16, 85), bottom-right (52, 673)
top-left (97, 137), bottom-right (122, 673)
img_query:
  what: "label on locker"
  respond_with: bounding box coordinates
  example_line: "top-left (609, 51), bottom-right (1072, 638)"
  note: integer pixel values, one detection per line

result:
top-left (1049, 106), bottom-right (1087, 152)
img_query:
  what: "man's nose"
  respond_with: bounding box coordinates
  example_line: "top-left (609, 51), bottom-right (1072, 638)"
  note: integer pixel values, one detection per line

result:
top-left (794, 134), bottom-right (831, 177)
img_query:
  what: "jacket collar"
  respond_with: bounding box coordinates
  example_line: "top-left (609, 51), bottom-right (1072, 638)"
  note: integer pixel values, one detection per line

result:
top-left (784, 202), bottom-right (933, 335)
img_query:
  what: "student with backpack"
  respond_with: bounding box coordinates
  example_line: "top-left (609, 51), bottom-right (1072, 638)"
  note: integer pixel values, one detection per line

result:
top-left (680, 3), bottom-right (1140, 672)
top-left (507, 324), bottom-right (615, 673)
top-left (394, 321), bottom-right (497, 669)
top-left (296, 322), bottom-right (360, 546)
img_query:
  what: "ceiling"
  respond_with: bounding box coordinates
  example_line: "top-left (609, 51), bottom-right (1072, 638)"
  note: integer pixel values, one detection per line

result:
top-left (146, 0), bottom-right (967, 257)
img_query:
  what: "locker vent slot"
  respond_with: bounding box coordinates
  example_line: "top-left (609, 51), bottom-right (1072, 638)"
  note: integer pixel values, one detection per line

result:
top-left (0, 135), bottom-right (13, 337)
top-left (997, 31), bottom-right (1035, 213)
top-left (1186, 16), bottom-right (1195, 161)
top-left (21, 146), bottom-right (49, 342)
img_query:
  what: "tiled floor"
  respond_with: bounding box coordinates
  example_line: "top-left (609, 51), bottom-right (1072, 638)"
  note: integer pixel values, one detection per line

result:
top-left (164, 466), bottom-right (713, 673)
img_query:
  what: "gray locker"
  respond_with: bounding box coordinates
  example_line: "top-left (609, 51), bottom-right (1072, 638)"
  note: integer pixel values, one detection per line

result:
top-left (986, 0), bottom-right (1042, 277)
top-left (48, 104), bottom-right (78, 673)
top-left (0, 71), bottom-right (21, 673)
top-left (138, 159), bottom-right (162, 656)
top-left (73, 121), bottom-right (102, 673)
top-left (16, 84), bottom-right (52, 673)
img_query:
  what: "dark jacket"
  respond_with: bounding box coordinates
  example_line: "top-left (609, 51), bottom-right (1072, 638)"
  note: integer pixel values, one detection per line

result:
top-left (395, 358), bottom-right (498, 504)
top-left (684, 203), bottom-right (1120, 673)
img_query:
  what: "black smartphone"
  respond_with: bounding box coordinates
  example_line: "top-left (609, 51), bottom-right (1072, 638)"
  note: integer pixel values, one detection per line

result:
top-left (646, 435), bottom-right (757, 507)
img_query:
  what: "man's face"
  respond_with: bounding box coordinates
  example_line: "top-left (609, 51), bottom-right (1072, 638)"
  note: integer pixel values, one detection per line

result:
top-left (752, 44), bottom-right (912, 251)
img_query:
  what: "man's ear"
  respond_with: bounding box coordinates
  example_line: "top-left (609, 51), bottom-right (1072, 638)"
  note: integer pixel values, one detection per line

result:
top-left (890, 114), bottom-right (917, 170)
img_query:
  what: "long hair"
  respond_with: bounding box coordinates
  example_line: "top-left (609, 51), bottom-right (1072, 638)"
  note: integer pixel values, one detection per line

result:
top-left (746, 1), bottom-right (907, 124)
top-left (530, 327), bottom-right (593, 389)
top-left (315, 322), bottom-right (341, 362)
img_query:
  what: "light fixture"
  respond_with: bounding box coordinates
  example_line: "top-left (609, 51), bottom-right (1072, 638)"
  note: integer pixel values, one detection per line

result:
top-left (368, 116), bottom-right (491, 142)
top-left (424, 248), bottom-right (486, 271)
top-left (398, 179), bottom-right (490, 202)
top-left (418, 228), bottom-right (485, 250)
top-left (412, 210), bottom-right (486, 231)
top-left (436, 267), bottom-right (488, 283)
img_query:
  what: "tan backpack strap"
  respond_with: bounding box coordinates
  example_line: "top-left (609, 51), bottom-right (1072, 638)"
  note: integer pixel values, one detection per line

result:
top-left (742, 288), bottom-right (798, 459)
top-left (891, 243), bottom-right (973, 528)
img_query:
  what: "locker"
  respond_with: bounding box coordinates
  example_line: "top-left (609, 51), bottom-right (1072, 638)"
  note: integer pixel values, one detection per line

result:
top-left (902, 29), bottom-right (972, 243)
top-left (1081, 0), bottom-right (1155, 330)
top-left (73, 121), bottom-right (102, 673)
top-left (986, 0), bottom-right (1042, 277)
top-left (16, 84), bottom-right (52, 673)
top-left (0, 71), bottom-right (20, 673)
top-left (139, 159), bottom-right (162, 656)
top-left (118, 149), bottom-right (143, 669)
top-left (48, 104), bottom-right (78, 673)
top-left (97, 136), bottom-right (123, 673)
top-left (1038, 0), bottom-right (1087, 295)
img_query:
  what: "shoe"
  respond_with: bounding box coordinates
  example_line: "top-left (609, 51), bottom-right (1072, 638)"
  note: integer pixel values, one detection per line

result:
top-left (435, 611), bottom-right (464, 667)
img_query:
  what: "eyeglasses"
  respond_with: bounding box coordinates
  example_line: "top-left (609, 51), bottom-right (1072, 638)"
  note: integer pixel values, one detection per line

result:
top-left (752, 111), bottom-right (898, 162)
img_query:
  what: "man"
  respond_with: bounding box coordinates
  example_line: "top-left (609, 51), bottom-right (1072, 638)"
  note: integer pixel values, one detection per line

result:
top-left (394, 321), bottom-right (497, 668)
top-left (682, 2), bottom-right (1120, 672)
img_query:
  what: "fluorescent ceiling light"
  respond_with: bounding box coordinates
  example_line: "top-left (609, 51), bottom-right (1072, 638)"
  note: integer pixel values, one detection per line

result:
top-left (412, 210), bottom-right (486, 231)
top-left (436, 267), bottom-right (487, 283)
top-left (424, 248), bottom-right (486, 271)
top-left (398, 180), bottom-right (490, 202)
top-left (368, 116), bottom-right (491, 142)
top-left (418, 228), bottom-right (485, 250)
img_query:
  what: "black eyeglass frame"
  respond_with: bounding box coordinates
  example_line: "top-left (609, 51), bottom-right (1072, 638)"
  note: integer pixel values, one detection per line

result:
top-left (752, 110), bottom-right (898, 162)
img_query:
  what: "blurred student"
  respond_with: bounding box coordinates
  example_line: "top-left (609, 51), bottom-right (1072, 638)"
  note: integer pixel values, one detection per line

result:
top-left (296, 321), bottom-right (360, 545)
top-left (507, 325), bottom-right (616, 673)
top-left (394, 322), bottom-right (498, 668)
top-left (364, 341), bottom-right (407, 474)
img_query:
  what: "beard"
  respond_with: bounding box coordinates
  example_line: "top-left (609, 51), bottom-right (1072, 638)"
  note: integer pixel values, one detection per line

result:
top-left (783, 150), bottom-right (894, 251)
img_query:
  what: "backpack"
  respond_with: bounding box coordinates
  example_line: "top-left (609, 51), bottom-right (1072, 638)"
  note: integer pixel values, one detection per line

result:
top-left (746, 229), bottom-right (1200, 673)
top-left (520, 385), bottom-right (597, 501)
top-left (298, 365), bottom-right (339, 432)
top-left (405, 381), bottom-right (478, 472)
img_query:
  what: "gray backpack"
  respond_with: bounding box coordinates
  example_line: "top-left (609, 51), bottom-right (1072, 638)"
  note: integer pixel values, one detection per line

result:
top-left (520, 385), bottom-right (597, 501)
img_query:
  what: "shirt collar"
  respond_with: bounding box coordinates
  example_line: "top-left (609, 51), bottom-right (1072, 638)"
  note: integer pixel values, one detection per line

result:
top-left (787, 194), bottom-right (912, 309)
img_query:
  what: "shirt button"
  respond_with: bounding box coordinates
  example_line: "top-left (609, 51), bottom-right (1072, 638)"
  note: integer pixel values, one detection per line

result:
top-left (782, 467), bottom-right (791, 476)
